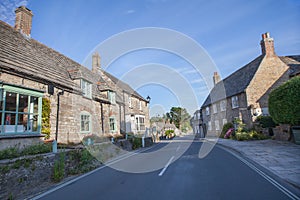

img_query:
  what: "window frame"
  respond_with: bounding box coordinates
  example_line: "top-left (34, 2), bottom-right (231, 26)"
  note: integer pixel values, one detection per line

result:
top-left (81, 79), bottom-right (92, 99)
top-left (0, 85), bottom-right (43, 135)
top-left (80, 112), bottom-right (91, 133)
top-left (231, 96), bottom-right (239, 109)
top-left (220, 100), bottom-right (227, 112)
top-left (213, 104), bottom-right (217, 114)
top-left (109, 117), bottom-right (117, 133)
top-left (205, 107), bottom-right (210, 116)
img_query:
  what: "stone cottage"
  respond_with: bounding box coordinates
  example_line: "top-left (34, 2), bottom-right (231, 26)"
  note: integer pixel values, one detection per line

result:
top-left (198, 32), bottom-right (300, 136)
top-left (0, 6), bottom-right (150, 150)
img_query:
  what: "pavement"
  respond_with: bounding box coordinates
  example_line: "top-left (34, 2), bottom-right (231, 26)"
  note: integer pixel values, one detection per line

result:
top-left (216, 138), bottom-right (300, 190)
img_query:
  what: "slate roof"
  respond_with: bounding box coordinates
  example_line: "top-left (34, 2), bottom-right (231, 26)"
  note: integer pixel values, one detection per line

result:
top-left (279, 55), bottom-right (300, 77)
top-left (102, 70), bottom-right (147, 101)
top-left (201, 56), bottom-right (264, 107)
top-left (0, 21), bottom-right (80, 92)
top-left (201, 54), bottom-right (300, 108)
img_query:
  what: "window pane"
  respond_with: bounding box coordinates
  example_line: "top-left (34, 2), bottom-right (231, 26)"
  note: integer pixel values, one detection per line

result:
top-left (6, 92), bottom-right (17, 111)
top-left (19, 95), bottom-right (29, 112)
top-left (81, 115), bottom-right (90, 132)
top-left (5, 113), bottom-right (15, 125)
top-left (30, 96), bottom-right (39, 113)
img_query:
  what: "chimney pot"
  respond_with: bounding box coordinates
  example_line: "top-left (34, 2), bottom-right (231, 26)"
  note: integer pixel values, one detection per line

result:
top-left (260, 32), bottom-right (275, 57)
top-left (14, 6), bottom-right (33, 36)
top-left (213, 72), bottom-right (221, 86)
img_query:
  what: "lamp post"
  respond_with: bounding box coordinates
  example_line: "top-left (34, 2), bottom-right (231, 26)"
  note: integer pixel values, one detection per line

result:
top-left (146, 95), bottom-right (151, 103)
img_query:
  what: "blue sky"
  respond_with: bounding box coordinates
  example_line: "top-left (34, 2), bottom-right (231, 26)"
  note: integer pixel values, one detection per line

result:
top-left (1, 0), bottom-right (300, 116)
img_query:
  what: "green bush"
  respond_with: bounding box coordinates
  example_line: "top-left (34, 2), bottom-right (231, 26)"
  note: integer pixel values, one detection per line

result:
top-left (220, 122), bottom-right (234, 138)
top-left (0, 143), bottom-right (51, 160)
top-left (52, 152), bottom-right (65, 182)
top-left (165, 130), bottom-right (174, 137)
top-left (132, 137), bottom-right (142, 150)
top-left (256, 116), bottom-right (277, 128)
top-left (269, 76), bottom-right (300, 125)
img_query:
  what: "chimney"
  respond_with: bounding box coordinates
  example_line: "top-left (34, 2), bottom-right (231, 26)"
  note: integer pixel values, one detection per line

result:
top-left (260, 32), bottom-right (275, 57)
top-left (92, 52), bottom-right (101, 74)
top-left (14, 6), bottom-right (33, 36)
top-left (213, 72), bottom-right (221, 86)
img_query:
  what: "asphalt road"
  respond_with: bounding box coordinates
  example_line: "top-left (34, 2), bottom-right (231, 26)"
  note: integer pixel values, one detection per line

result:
top-left (34, 136), bottom-right (297, 200)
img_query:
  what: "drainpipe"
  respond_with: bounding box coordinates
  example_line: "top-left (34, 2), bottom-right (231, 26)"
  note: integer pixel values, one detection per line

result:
top-left (100, 102), bottom-right (104, 133)
top-left (53, 90), bottom-right (64, 153)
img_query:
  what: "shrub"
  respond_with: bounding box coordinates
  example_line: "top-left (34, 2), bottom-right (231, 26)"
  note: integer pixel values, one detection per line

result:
top-left (165, 130), bottom-right (174, 138)
top-left (220, 122), bottom-right (234, 138)
top-left (132, 137), bottom-right (142, 150)
top-left (0, 144), bottom-right (51, 160)
top-left (52, 152), bottom-right (65, 182)
top-left (269, 76), bottom-right (300, 125)
top-left (255, 116), bottom-right (277, 128)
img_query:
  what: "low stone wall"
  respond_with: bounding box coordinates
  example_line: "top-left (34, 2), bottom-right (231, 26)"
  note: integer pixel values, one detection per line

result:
top-left (273, 124), bottom-right (290, 141)
top-left (0, 135), bottom-right (44, 151)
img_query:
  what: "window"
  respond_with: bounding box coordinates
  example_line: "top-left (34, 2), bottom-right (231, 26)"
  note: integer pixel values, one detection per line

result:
top-left (81, 79), bottom-right (92, 98)
top-left (108, 91), bottom-right (116, 104)
top-left (197, 112), bottom-right (201, 119)
top-left (208, 121), bottom-right (212, 131)
top-left (213, 104), bottom-right (217, 114)
top-left (194, 114), bottom-right (197, 120)
top-left (206, 107), bottom-right (210, 115)
top-left (139, 101), bottom-right (142, 110)
top-left (220, 100), bottom-right (227, 111)
top-left (231, 96), bottom-right (239, 108)
top-left (80, 113), bottom-right (91, 133)
top-left (135, 115), bottom-right (145, 131)
top-left (223, 118), bottom-right (227, 125)
top-left (0, 85), bottom-right (43, 135)
top-left (109, 117), bottom-right (116, 133)
top-left (215, 120), bottom-right (220, 131)
top-left (129, 97), bottom-right (132, 108)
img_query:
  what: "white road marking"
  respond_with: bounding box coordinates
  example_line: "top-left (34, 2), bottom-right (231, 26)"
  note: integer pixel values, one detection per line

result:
top-left (176, 145), bottom-right (180, 152)
top-left (158, 156), bottom-right (174, 176)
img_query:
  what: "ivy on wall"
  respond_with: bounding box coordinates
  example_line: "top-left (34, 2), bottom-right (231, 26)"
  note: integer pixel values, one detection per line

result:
top-left (42, 98), bottom-right (51, 139)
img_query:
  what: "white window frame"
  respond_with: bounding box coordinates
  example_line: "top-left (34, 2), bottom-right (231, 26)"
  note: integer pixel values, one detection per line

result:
top-left (135, 115), bottom-right (145, 131)
top-left (109, 117), bottom-right (117, 133)
top-left (220, 100), bottom-right (227, 112)
top-left (139, 101), bottom-right (142, 110)
top-left (223, 118), bottom-right (227, 125)
top-left (231, 96), bottom-right (239, 108)
top-left (215, 120), bottom-right (220, 131)
top-left (108, 91), bottom-right (116, 104)
top-left (208, 121), bottom-right (212, 131)
top-left (129, 97), bottom-right (132, 108)
top-left (206, 107), bottom-right (210, 116)
top-left (80, 112), bottom-right (91, 133)
top-left (81, 79), bottom-right (92, 98)
top-left (213, 104), bottom-right (217, 114)
top-left (197, 112), bottom-right (201, 119)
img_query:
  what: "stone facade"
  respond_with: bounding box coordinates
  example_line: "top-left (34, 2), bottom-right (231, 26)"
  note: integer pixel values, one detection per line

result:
top-left (0, 6), bottom-right (150, 147)
top-left (199, 32), bottom-right (300, 136)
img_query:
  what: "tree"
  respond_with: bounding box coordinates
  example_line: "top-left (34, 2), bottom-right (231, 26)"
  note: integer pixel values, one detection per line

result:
top-left (166, 107), bottom-right (191, 132)
top-left (269, 76), bottom-right (300, 125)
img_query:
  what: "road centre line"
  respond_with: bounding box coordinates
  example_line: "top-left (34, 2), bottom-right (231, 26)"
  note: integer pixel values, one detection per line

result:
top-left (158, 156), bottom-right (174, 176)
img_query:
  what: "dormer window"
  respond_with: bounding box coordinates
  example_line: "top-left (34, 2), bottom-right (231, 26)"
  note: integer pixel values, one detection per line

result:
top-left (108, 91), bottom-right (116, 104)
top-left (81, 79), bottom-right (92, 98)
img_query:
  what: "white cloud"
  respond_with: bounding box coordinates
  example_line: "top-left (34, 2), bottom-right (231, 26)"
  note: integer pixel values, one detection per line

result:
top-left (125, 9), bottom-right (135, 14)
